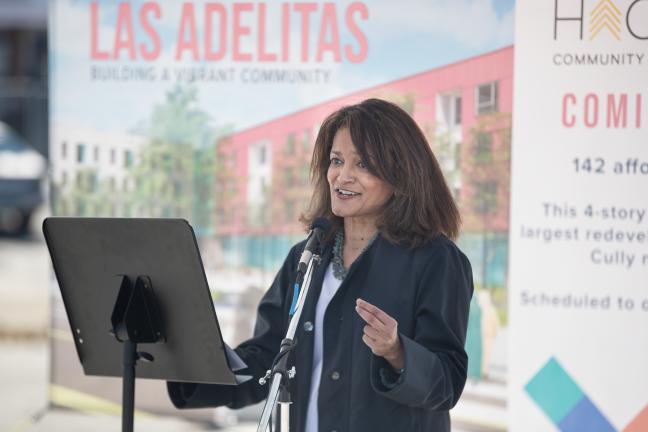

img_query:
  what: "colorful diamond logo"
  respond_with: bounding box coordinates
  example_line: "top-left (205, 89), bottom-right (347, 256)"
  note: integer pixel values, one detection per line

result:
top-left (525, 357), bottom-right (615, 432)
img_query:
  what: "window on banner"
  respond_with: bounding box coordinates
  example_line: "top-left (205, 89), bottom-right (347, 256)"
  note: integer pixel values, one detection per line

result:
top-left (474, 132), bottom-right (493, 163)
top-left (302, 128), bottom-right (311, 152)
top-left (76, 143), bottom-right (85, 163)
top-left (438, 92), bottom-right (463, 128)
top-left (476, 81), bottom-right (499, 115)
top-left (473, 181), bottom-right (497, 214)
top-left (248, 140), bottom-right (271, 226)
top-left (436, 92), bottom-right (463, 173)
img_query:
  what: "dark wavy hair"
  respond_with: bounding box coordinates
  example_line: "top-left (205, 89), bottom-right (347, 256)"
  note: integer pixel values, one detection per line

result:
top-left (300, 98), bottom-right (460, 248)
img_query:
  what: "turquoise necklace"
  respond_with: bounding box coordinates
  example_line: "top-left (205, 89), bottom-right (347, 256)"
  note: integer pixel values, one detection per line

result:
top-left (331, 229), bottom-right (378, 280)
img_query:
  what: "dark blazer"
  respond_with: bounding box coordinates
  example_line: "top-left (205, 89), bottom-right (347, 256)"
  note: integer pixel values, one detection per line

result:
top-left (168, 233), bottom-right (473, 432)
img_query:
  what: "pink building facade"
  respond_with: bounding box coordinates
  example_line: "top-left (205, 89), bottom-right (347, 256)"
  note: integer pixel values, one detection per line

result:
top-left (214, 46), bottom-right (513, 283)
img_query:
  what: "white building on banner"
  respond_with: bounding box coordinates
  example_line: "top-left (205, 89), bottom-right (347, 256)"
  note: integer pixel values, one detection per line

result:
top-left (50, 124), bottom-right (145, 216)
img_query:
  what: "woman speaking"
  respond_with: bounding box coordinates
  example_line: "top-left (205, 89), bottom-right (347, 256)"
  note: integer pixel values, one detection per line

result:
top-left (169, 98), bottom-right (474, 431)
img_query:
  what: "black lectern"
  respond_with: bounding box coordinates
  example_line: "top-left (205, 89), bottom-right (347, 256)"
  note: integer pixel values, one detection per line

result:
top-left (43, 217), bottom-right (244, 432)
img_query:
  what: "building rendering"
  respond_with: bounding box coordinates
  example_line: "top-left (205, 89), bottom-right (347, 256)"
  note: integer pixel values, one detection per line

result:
top-left (50, 125), bottom-right (145, 217)
top-left (213, 46), bottom-right (513, 285)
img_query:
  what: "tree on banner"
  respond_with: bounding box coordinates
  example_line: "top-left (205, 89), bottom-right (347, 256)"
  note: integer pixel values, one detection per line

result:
top-left (129, 85), bottom-right (226, 235)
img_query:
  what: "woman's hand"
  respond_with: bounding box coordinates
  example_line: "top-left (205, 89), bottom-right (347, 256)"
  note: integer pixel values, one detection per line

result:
top-left (355, 298), bottom-right (404, 370)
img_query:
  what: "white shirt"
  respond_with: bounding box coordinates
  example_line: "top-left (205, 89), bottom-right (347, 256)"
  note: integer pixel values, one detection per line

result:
top-left (304, 263), bottom-right (343, 432)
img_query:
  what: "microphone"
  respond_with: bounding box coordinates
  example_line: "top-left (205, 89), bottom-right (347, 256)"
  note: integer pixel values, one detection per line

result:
top-left (296, 218), bottom-right (331, 282)
top-left (258, 218), bottom-right (332, 430)
top-left (289, 218), bottom-right (331, 316)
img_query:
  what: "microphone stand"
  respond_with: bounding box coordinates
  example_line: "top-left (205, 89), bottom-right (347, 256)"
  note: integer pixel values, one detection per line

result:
top-left (256, 252), bottom-right (321, 432)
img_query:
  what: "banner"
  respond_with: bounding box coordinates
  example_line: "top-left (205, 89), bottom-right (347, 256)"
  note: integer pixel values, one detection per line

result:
top-left (510, 0), bottom-right (648, 431)
top-left (49, 0), bottom-right (514, 427)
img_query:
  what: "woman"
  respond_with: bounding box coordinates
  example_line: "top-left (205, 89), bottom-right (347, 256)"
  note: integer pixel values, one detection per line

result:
top-left (168, 98), bottom-right (473, 431)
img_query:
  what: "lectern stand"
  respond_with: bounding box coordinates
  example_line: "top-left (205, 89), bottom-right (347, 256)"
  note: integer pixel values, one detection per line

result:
top-left (43, 218), bottom-right (247, 432)
top-left (110, 274), bottom-right (166, 432)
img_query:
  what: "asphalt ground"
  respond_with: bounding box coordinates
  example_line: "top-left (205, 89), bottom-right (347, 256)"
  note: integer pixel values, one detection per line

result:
top-left (0, 341), bottom-right (260, 431)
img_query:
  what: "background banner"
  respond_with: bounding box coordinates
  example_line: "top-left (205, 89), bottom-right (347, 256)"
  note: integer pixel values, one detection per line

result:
top-left (49, 0), bottom-right (514, 428)
top-left (510, 0), bottom-right (648, 431)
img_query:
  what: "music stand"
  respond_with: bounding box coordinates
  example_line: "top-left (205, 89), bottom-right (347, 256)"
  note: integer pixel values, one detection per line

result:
top-left (43, 217), bottom-right (245, 432)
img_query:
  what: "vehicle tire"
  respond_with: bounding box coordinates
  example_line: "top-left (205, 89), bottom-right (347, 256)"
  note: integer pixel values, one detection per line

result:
top-left (18, 210), bottom-right (32, 235)
top-left (0, 208), bottom-right (30, 235)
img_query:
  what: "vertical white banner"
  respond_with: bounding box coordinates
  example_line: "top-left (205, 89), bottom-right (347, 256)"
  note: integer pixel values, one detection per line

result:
top-left (510, 0), bottom-right (648, 431)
